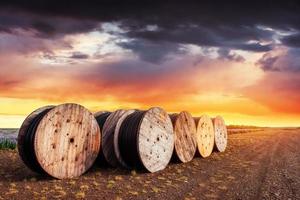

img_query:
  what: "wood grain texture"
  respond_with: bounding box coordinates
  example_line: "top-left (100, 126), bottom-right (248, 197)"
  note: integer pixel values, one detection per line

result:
top-left (102, 109), bottom-right (128, 167)
top-left (18, 105), bottom-right (55, 172)
top-left (170, 111), bottom-right (197, 163)
top-left (138, 107), bottom-right (174, 173)
top-left (213, 116), bottom-right (228, 152)
top-left (34, 103), bottom-right (101, 179)
top-left (195, 115), bottom-right (214, 158)
top-left (114, 109), bottom-right (135, 168)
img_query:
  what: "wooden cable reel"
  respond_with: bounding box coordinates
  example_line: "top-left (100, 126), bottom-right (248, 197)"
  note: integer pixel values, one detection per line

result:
top-left (118, 107), bottom-right (174, 172)
top-left (212, 116), bottom-right (227, 152)
top-left (194, 115), bottom-right (214, 158)
top-left (169, 111), bottom-right (197, 163)
top-left (18, 103), bottom-right (101, 179)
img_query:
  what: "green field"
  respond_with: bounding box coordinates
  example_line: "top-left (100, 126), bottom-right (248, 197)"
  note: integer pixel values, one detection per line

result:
top-left (0, 139), bottom-right (16, 150)
top-left (0, 128), bottom-right (18, 150)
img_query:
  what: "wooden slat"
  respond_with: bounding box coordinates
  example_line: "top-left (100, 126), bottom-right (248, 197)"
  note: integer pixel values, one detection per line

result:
top-left (34, 103), bottom-right (101, 179)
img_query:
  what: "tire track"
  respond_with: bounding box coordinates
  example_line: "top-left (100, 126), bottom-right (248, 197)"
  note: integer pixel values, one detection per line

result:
top-left (254, 135), bottom-right (280, 199)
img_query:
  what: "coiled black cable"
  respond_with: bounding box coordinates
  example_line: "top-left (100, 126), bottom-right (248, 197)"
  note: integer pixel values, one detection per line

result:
top-left (168, 114), bottom-right (181, 163)
top-left (23, 107), bottom-right (53, 174)
top-left (118, 111), bottom-right (145, 169)
top-left (95, 112), bottom-right (111, 132)
top-left (193, 117), bottom-right (201, 157)
top-left (169, 114), bottom-right (178, 126)
top-left (95, 112), bottom-right (111, 165)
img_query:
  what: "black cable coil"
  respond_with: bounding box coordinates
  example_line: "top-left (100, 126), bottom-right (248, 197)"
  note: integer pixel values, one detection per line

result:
top-left (95, 112), bottom-right (111, 132)
top-left (118, 111), bottom-right (145, 169)
top-left (94, 112), bottom-right (111, 165)
top-left (168, 114), bottom-right (181, 163)
top-left (23, 107), bottom-right (53, 174)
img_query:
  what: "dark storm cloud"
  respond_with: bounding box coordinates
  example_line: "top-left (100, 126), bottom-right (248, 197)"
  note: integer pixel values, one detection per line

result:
top-left (122, 25), bottom-right (274, 54)
top-left (281, 33), bottom-right (300, 48)
top-left (0, 10), bottom-right (99, 38)
top-left (256, 55), bottom-right (280, 71)
top-left (217, 49), bottom-right (245, 62)
top-left (0, 1), bottom-right (300, 63)
top-left (1, 1), bottom-right (299, 39)
top-left (256, 48), bottom-right (300, 72)
top-left (118, 39), bottom-right (186, 63)
top-left (70, 52), bottom-right (89, 59)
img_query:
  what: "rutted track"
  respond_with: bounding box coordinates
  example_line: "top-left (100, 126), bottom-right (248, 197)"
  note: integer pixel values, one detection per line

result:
top-left (0, 128), bottom-right (299, 199)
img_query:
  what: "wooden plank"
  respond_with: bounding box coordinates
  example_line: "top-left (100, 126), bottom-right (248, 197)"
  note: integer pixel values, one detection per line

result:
top-left (170, 111), bottom-right (197, 163)
top-left (138, 107), bottom-right (174, 172)
top-left (195, 115), bottom-right (214, 158)
top-left (34, 103), bottom-right (101, 179)
top-left (213, 116), bottom-right (228, 152)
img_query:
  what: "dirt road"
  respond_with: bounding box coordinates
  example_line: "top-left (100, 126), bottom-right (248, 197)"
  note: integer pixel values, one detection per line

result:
top-left (0, 128), bottom-right (299, 199)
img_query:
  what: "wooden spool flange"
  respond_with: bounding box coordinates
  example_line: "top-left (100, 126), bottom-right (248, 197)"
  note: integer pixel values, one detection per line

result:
top-left (102, 109), bottom-right (130, 167)
top-left (212, 116), bottom-right (227, 152)
top-left (170, 111), bottom-right (197, 163)
top-left (18, 103), bottom-right (101, 179)
top-left (119, 107), bottom-right (174, 172)
top-left (195, 115), bottom-right (214, 158)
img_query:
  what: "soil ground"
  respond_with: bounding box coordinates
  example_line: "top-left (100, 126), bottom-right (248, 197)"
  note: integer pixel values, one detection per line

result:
top-left (0, 128), bottom-right (299, 200)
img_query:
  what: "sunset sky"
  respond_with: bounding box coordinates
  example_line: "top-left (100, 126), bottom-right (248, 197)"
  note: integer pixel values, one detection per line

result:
top-left (0, 1), bottom-right (300, 128)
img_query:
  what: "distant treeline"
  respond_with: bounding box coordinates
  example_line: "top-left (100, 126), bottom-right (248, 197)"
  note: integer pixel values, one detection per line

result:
top-left (227, 125), bottom-right (265, 129)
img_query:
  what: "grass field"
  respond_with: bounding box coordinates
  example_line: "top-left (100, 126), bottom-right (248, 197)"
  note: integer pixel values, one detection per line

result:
top-left (0, 129), bottom-right (17, 150)
top-left (0, 139), bottom-right (16, 150)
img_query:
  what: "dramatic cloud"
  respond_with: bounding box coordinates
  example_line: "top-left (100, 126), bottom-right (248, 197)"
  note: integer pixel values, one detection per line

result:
top-left (256, 47), bottom-right (300, 72)
top-left (217, 49), bottom-right (245, 62)
top-left (281, 33), bottom-right (300, 48)
top-left (118, 39), bottom-right (186, 63)
top-left (0, 1), bottom-right (299, 62)
top-left (70, 52), bottom-right (89, 59)
top-left (0, 1), bottom-right (300, 127)
top-left (0, 10), bottom-right (99, 38)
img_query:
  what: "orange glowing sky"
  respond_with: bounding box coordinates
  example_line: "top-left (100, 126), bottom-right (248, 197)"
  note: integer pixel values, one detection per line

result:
top-left (0, 2), bottom-right (300, 128)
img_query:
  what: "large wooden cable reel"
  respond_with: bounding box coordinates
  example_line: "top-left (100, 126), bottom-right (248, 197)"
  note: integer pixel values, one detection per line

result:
top-left (18, 103), bottom-right (101, 179)
top-left (118, 107), bottom-right (174, 172)
top-left (195, 115), bottom-right (215, 158)
top-left (213, 116), bottom-right (228, 152)
top-left (169, 111), bottom-right (197, 163)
